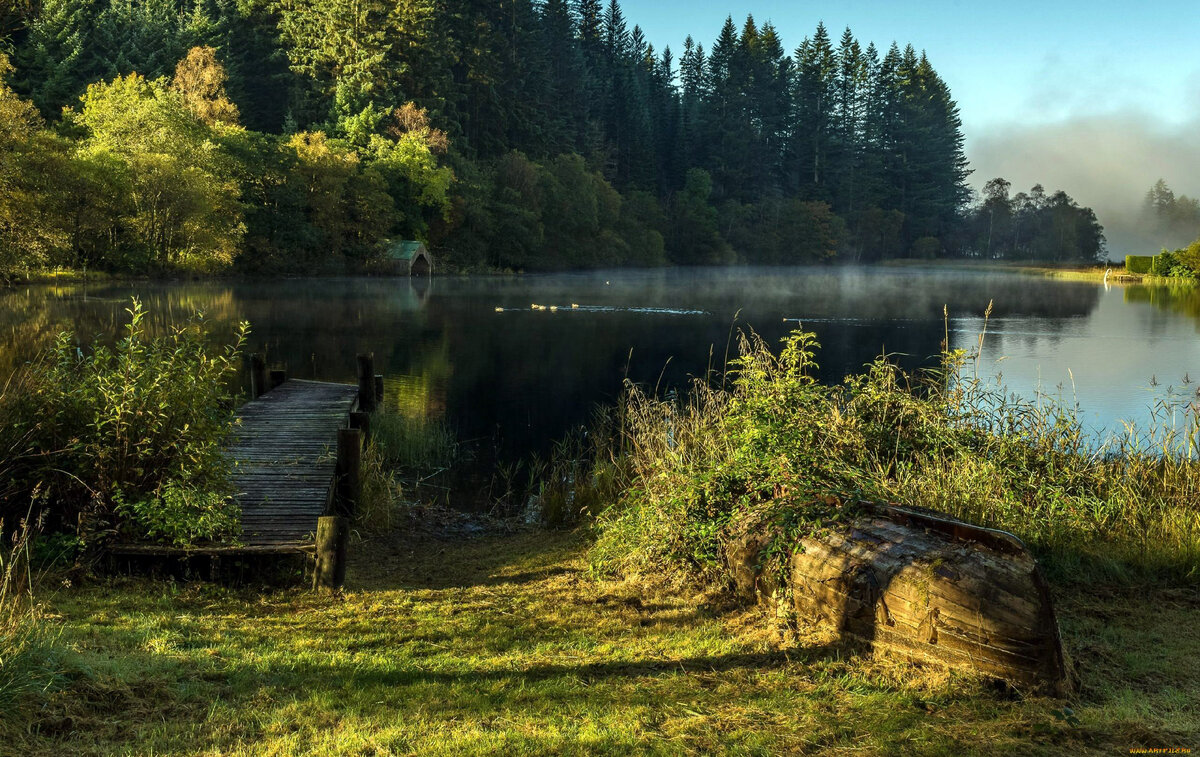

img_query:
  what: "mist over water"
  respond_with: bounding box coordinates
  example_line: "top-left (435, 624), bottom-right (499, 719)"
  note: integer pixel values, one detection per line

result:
top-left (968, 110), bottom-right (1200, 258)
top-left (5, 267), bottom-right (1200, 456)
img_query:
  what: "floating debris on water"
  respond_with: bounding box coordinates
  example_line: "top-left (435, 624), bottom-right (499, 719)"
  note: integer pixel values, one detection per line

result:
top-left (494, 304), bottom-right (708, 316)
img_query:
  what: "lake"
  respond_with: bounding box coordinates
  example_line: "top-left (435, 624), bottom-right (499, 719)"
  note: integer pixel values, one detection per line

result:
top-left (3, 267), bottom-right (1199, 458)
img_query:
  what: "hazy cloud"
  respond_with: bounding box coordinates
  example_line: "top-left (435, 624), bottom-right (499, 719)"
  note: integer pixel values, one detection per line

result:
top-left (967, 109), bottom-right (1200, 258)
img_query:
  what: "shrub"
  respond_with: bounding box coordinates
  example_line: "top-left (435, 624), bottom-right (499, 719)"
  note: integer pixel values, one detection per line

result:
top-left (910, 236), bottom-right (941, 259)
top-left (1173, 239), bottom-right (1200, 275)
top-left (113, 481), bottom-right (240, 547)
top-left (593, 329), bottom-right (1200, 585)
top-left (1153, 250), bottom-right (1177, 275)
top-left (0, 300), bottom-right (247, 548)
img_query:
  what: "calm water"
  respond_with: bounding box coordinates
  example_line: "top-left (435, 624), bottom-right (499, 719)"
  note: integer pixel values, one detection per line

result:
top-left (3, 267), bottom-right (1199, 456)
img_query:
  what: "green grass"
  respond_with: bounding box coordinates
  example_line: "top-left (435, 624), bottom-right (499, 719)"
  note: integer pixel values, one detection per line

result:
top-left (3, 528), bottom-right (1197, 755)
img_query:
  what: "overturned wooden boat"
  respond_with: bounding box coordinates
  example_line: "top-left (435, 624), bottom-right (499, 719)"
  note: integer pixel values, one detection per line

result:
top-left (725, 500), bottom-right (1071, 695)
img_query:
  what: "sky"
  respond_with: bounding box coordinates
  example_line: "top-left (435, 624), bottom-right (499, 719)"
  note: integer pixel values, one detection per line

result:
top-left (621, 0), bottom-right (1200, 254)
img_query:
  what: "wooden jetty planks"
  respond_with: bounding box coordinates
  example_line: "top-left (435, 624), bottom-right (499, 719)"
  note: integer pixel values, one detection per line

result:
top-left (227, 379), bottom-right (359, 546)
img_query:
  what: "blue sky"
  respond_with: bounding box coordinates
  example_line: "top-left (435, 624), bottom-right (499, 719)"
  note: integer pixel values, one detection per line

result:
top-left (620, 0), bottom-right (1200, 133)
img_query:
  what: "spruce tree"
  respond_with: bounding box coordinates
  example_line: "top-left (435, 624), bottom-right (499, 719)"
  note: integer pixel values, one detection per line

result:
top-left (15, 0), bottom-right (93, 117)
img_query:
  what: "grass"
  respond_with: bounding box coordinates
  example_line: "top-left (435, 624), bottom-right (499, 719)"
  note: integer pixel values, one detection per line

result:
top-left (370, 412), bottom-right (459, 474)
top-left (881, 258), bottom-right (1188, 285)
top-left (1, 527), bottom-right (1196, 755)
top-left (592, 329), bottom-right (1200, 588)
top-left (0, 518), bottom-right (65, 712)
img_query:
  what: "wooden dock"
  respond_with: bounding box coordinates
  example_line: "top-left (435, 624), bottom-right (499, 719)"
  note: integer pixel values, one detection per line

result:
top-left (229, 379), bottom-right (360, 547)
top-left (106, 353), bottom-right (383, 588)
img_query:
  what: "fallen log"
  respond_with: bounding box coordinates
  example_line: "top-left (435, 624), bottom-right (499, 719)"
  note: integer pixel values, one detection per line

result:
top-left (725, 500), bottom-right (1071, 695)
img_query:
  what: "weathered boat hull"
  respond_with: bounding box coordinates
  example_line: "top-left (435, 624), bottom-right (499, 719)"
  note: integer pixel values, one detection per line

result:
top-left (726, 501), bottom-right (1071, 695)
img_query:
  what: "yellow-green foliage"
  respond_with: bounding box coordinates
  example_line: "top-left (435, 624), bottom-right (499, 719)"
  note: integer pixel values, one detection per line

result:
top-left (0, 53), bottom-right (70, 277)
top-left (595, 330), bottom-right (1200, 584)
top-left (73, 72), bottom-right (245, 271)
top-left (0, 300), bottom-right (246, 546)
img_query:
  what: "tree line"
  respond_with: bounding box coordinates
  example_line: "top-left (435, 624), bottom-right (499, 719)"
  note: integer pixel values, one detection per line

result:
top-left (1, 0), bottom-right (1105, 276)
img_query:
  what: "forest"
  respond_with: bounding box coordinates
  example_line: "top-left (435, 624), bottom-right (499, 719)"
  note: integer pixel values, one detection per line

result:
top-left (0, 0), bottom-right (1106, 276)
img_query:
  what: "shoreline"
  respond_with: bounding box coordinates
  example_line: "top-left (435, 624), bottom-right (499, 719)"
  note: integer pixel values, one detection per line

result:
top-left (9, 260), bottom-right (1200, 289)
top-left (881, 258), bottom-right (1198, 286)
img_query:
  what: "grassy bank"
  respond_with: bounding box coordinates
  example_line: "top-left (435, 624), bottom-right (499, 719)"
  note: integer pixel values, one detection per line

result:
top-left (1, 526), bottom-right (1195, 755)
top-left (880, 258), bottom-right (1169, 284)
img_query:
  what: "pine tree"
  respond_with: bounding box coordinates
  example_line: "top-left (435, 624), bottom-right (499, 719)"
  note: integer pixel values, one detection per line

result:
top-left (575, 0), bottom-right (603, 50)
top-left (603, 0), bottom-right (628, 61)
top-left (791, 22), bottom-right (836, 198)
top-left (830, 27), bottom-right (865, 213)
top-left (204, 0), bottom-right (295, 133)
top-left (15, 0), bottom-right (94, 117)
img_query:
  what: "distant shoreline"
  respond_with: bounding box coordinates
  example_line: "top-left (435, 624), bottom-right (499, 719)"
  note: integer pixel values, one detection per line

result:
top-left (880, 258), bottom-right (1194, 285)
top-left (9, 259), bottom-right (1199, 288)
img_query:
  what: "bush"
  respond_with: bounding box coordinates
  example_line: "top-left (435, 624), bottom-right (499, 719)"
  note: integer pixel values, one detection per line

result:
top-left (910, 236), bottom-right (942, 259)
top-left (113, 481), bottom-right (240, 548)
top-left (0, 300), bottom-right (247, 548)
top-left (593, 330), bottom-right (1200, 585)
top-left (1173, 239), bottom-right (1200, 276)
top-left (1153, 250), bottom-right (1177, 275)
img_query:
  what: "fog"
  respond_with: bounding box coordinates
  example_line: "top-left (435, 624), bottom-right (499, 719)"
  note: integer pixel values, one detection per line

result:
top-left (967, 109), bottom-right (1200, 259)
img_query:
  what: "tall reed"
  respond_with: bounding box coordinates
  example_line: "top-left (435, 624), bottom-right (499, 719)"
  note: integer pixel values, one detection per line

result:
top-left (0, 516), bottom-right (61, 710)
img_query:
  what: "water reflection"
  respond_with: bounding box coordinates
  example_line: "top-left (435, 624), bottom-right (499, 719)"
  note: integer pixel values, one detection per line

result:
top-left (5, 267), bottom-right (1199, 455)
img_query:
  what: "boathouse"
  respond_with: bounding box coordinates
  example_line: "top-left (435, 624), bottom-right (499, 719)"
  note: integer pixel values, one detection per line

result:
top-left (385, 240), bottom-right (433, 276)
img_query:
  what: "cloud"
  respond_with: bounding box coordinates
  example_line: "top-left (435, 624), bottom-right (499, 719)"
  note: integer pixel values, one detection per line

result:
top-left (966, 110), bottom-right (1200, 258)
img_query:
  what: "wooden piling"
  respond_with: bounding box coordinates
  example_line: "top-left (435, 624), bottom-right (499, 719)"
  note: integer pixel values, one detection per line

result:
top-left (356, 353), bottom-right (377, 413)
top-left (313, 515), bottom-right (348, 591)
top-left (335, 427), bottom-right (362, 518)
top-left (349, 411), bottom-right (371, 441)
top-left (250, 353), bottom-right (267, 398)
top-left (269, 369), bottom-right (287, 391)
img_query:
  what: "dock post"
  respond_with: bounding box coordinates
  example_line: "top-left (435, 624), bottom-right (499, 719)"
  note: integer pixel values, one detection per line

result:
top-left (269, 369), bottom-right (287, 391)
top-left (335, 427), bottom-right (362, 518)
top-left (356, 353), bottom-right (377, 413)
top-left (374, 374), bottom-right (384, 408)
top-left (250, 353), bottom-right (267, 398)
top-left (313, 515), bottom-right (348, 591)
top-left (349, 411), bottom-right (371, 441)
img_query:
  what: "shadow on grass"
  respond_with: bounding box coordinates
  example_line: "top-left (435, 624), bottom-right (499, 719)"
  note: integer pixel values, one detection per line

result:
top-left (349, 528), bottom-right (587, 591)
